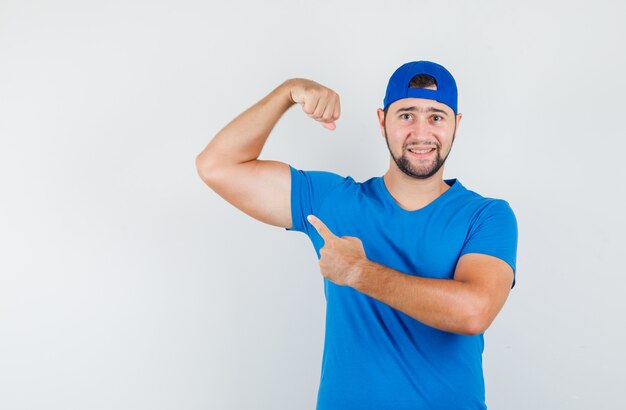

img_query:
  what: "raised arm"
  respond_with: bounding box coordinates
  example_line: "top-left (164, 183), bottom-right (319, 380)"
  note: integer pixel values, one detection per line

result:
top-left (195, 78), bottom-right (341, 228)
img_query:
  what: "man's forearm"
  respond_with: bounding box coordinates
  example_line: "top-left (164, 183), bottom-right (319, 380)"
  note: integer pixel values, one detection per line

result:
top-left (196, 80), bottom-right (295, 171)
top-left (352, 260), bottom-right (486, 336)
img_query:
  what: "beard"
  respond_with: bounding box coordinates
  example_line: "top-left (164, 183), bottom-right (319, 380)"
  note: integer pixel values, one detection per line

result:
top-left (383, 122), bottom-right (456, 180)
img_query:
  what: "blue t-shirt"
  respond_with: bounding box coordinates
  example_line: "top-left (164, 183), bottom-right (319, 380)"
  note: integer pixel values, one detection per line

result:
top-left (285, 165), bottom-right (518, 410)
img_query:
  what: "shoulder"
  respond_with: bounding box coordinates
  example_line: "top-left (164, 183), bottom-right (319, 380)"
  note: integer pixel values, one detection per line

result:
top-left (452, 180), bottom-right (516, 215)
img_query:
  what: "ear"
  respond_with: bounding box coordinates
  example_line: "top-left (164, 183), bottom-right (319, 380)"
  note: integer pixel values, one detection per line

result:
top-left (456, 112), bottom-right (463, 127)
top-left (377, 108), bottom-right (386, 137)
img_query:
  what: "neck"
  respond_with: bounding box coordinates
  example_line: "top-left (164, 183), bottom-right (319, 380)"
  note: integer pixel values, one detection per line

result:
top-left (382, 166), bottom-right (451, 211)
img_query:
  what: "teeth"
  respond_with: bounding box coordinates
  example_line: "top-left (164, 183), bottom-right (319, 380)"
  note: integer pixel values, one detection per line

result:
top-left (409, 148), bottom-right (434, 154)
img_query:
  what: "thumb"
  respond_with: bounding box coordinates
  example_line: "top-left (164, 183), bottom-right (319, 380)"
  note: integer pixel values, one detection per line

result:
top-left (321, 121), bottom-right (336, 131)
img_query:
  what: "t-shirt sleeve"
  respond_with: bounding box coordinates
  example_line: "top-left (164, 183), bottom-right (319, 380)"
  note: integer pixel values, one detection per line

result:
top-left (285, 164), bottom-right (346, 236)
top-left (460, 199), bottom-right (519, 288)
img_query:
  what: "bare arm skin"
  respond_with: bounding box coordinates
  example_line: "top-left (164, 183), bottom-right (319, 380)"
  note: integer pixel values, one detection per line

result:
top-left (352, 253), bottom-right (514, 336)
top-left (195, 78), bottom-right (340, 228)
top-left (307, 214), bottom-right (514, 336)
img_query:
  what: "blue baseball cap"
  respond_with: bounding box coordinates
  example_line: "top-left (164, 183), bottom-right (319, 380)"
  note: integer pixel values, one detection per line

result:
top-left (383, 60), bottom-right (458, 114)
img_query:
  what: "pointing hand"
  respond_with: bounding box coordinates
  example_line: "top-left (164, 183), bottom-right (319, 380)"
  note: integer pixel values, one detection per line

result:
top-left (307, 214), bottom-right (367, 287)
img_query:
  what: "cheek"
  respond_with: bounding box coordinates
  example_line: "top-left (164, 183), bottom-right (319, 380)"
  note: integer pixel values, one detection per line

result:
top-left (437, 123), bottom-right (455, 139)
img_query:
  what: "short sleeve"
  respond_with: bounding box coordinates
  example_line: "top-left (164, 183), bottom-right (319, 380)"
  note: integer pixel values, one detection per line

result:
top-left (285, 164), bottom-right (346, 235)
top-left (460, 199), bottom-right (519, 287)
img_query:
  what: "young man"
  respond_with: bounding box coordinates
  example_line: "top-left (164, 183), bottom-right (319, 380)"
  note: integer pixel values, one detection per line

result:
top-left (196, 61), bottom-right (518, 409)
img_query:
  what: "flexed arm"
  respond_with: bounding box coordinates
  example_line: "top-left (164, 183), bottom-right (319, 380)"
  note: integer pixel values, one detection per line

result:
top-left (195, 79), bottom-right (340, 228)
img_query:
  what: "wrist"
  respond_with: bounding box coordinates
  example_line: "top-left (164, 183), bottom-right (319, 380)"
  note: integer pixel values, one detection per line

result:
top-left (349, 258), bottom-right (374, 291)
top-left (280, 78), bottom-right (301, 105)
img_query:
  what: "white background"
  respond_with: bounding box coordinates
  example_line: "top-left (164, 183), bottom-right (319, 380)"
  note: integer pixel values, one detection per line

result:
top-left (1, 0), bottom-right (625, 409)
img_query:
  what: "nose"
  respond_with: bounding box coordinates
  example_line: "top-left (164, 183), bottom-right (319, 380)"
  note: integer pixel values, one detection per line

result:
top-left (409, 117), bottom-right (432, 139)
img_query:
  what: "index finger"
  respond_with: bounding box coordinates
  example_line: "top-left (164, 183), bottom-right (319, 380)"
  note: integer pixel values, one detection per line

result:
top-left (307, 214), bottom-right (336, 241)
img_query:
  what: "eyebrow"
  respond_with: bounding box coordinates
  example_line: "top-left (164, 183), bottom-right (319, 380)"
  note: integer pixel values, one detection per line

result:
top-left (395, 106), bottom-right (449, 117)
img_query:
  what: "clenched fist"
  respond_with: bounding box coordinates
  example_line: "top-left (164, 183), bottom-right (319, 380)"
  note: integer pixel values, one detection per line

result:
top-left (286, 78), bottom-right (341, 130)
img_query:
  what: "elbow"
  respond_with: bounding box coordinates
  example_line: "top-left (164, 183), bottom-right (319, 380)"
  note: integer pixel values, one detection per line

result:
top-left (463, 316), bottom-right (491, 336)
top-left (195, 153), bottom-right (210, 173)
top-left (460, 301), bottom-right (494, 336)
top-left (195, 154), bottom-right (220, 183)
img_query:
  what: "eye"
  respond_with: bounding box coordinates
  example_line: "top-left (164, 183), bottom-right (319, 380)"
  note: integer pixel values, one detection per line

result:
top-left (432, 115), bottom-right (443, 122)
top-left (400, 113), bottom-right (412, 120)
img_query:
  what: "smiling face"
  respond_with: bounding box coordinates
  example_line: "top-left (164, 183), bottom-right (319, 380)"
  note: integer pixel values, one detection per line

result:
top-left (377, 92), bottom-right (462, 180)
